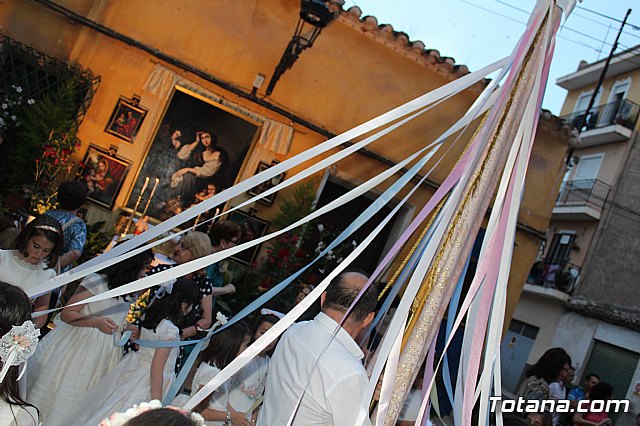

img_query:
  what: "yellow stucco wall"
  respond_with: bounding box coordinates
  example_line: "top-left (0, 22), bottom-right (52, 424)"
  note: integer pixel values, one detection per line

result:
top-left (0, 0), bottom-right (571, 329)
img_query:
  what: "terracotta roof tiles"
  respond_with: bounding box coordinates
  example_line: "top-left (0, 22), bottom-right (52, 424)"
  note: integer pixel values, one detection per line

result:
top-left (335, 3), bottom-right (565, 126)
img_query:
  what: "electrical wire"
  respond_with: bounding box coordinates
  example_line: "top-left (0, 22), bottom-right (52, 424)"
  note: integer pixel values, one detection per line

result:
top-left (460, 0), bottom-right (527, 26)
top-left (572, 11), bottom-right (640, 41)
top-left (471, 0), bottom-right (640, 65)
top-left (576, 5), bottom-right (640, 31)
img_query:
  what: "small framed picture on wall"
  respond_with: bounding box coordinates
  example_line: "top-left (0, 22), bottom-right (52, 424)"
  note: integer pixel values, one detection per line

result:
top-left (77, 145), bottom-right (131, 210)
top-left (247, 161), bottom-right (286, 206)
top-left (226, 210), bottom-right (270, 265)
top-left (105, 96), bottom-right (147, 143)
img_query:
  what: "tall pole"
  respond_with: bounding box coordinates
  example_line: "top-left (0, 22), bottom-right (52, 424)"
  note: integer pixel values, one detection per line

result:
top-left (567, 8), bottom-right (632, 164)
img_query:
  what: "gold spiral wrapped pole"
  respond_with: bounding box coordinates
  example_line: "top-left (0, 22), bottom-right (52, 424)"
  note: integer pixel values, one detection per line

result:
top-left (382, 6), bottom-right (558, 423)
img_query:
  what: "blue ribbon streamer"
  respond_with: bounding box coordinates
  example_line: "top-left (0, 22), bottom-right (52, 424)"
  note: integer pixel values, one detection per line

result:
top-left (364, 212), bottom-right (436, 347)
top-left (162, 142), bottom-right (436, 404)
top-left (442, 253), bottom-right (470, 407)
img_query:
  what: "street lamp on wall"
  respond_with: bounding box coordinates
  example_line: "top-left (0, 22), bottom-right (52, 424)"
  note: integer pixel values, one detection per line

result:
top-left (265, 0), bottom-right (336, 96)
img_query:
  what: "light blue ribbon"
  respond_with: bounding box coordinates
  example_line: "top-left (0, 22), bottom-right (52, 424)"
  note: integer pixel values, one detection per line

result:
top-left (363, 210), bottom-right (437, 349)
top-left (442, 253), bottom-right (470, 407)
top-left (162, 144), bottom-right (435, 404)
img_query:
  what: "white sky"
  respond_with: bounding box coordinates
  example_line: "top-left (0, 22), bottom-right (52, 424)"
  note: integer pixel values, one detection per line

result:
top-left (343, 0), bottom-right (639, 115)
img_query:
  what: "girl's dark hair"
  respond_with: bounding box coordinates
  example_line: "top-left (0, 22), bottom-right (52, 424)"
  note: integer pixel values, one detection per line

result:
top-left (201, 322), bottom-right (250, 370)
top-left (123, 407), bottom-right (199, 426)
top-left (525, 347), bottom-right (572, 383)
top-left (589, 381), bottom-right (613, 401)
top-left (101, 249), bottom-right (154, 291)
top-left (16, 215), bottom-right (63, 268)
top-left (140, 278), bottom-right (200, 331)
top-left (255, 313), bottom-right (279, 332)
top-left (208, 220), bottom-right (241, 247)
top-left (252, 314), bottom-right (280, 356)
top-left (0, 282), bottom-right (39, 419)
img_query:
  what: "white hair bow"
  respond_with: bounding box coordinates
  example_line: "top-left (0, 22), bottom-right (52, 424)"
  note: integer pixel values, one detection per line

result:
top-left (260, 308), bottom-right (285, 319)
top-left (0, 320), bottom-right (40, 384)
top-left (155, 279), bottom-right (176, 299)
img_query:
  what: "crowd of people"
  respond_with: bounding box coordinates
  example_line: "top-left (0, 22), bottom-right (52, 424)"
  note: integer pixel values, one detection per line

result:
top-left (0, 180), bottom-right (636, 426)
top-left (0, 181), bottom-right (382, 425)
top-left (510, 347), bottom-right (627, 426)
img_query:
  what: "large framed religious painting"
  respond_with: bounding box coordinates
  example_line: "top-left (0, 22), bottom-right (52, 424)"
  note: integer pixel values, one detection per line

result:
top-left (77, 145), bottom-right (131, 210)
top-left (125, 86), bottom-right (261, 223)
top-left (226, 210), bottom-right (270, 265)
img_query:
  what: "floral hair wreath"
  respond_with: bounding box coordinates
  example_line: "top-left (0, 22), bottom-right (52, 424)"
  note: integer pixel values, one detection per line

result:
top-left (99, 400), bottom-right (205, 426)
top-left (0, 320), bottom-right (40, 384)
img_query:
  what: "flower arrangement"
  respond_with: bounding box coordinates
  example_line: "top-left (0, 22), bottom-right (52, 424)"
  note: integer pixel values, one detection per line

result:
top-left (257, 232), bottom-right (309, 289)
top-left (22, 129), bottom-right (82, 214)
top-left (125, 289), bottom-right (151, 324)
top-left (311, 222), bottom-right (357, 277)
top-left (0, 85), bottom-right (35, 137)
top-left (255, 181), bottom-right (316, 290)
top-left (1, 79), bottom-right (82, 214)
top-left (0, 320), bottom-right (40, 383)
top-left (99, 400), bottom-right (205, 426)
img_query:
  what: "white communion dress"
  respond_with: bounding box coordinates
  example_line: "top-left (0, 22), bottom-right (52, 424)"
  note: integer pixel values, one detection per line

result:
top-left (26, 274), bottom-right (130, 426)
top-left (191, 362), bottom-right (229, 426)
top-left (59, 319), bottom-right (179, 426)
top-left (0, 401), bottom-right (38, 426)
top-left (228, 356), bottom-right (269, 416)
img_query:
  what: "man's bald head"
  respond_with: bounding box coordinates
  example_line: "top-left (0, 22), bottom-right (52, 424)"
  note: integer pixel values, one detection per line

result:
top-left (322, 271), bottom-right (378, 324)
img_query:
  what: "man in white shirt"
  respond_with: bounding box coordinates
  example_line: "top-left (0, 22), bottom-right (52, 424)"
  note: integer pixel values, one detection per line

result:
top-left (258, 271), bottom-right (378, 426)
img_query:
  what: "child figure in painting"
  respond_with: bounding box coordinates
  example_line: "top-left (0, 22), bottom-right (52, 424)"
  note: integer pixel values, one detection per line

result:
top-left (65, 278), bottom-right (201, 425)
top-left (188, 322), bottom-right (251, 425)
top-left (193, 183), bottom-right (217, 205)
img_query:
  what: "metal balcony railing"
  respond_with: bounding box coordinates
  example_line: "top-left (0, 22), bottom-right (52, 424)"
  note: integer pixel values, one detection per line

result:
top-left (527, 259), bottom-right (581, 294)
top-left (556, 179), bottom-right (610, 209)
top-left (561, 99), bottom-right (640, 133)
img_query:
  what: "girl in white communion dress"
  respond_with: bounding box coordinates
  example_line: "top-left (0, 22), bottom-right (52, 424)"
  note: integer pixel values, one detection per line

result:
top-left (184, 322), bottom-right (250, 426)
top-left (26, 249), bottom-right (154, 425)
top-left (61, 277), bottom-right (201, 426)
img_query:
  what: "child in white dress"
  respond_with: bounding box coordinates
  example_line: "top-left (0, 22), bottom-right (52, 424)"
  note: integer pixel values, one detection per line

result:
top-left (26, 248), bottom-right (154, 425)
top-left (0, 215), bottom-right (64, 329)
top-left (227, 312), bottom-right (280, 422)
top-left (62, 277), bottom-right (201, 425)
top-left (190, 322), bottom-right (250, 425)
top-left (0, 283), bottom-right (39, 426)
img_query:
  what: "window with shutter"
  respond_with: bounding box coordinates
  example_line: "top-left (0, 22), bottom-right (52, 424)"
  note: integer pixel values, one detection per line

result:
top-left (582, 340), bottom-right (639, 424)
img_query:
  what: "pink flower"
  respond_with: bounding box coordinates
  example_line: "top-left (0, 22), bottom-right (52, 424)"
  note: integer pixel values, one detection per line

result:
top-left (13, 334), bottom-right (30, 348)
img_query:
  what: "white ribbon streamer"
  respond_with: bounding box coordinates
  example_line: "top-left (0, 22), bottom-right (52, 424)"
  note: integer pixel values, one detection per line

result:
top-left (71, 56), bottom-right (509, 279)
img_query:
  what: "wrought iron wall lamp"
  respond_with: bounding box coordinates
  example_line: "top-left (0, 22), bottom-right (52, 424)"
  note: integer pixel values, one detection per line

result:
top-left (265, 0), bottom-right (337, 96)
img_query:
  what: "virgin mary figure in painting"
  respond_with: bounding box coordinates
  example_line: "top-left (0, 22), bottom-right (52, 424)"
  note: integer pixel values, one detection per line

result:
top-left (166, 129), bottom-right (226, 210)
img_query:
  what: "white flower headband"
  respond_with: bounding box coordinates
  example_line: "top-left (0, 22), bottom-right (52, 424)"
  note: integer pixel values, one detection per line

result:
top-left (35, 224), bottom-right (60, 233)
top-left (99, 400), bottom-right (205, 426)
top-left (0, 320), bottom-right (40, 384)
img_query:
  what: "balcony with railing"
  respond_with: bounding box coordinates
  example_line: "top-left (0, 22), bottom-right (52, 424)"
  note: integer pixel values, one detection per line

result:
top-left (525, 259), bottom-right (581, 299)
top-left (561, 99), bottom-right (639, 146)
top-left (553, 179), bottom-right (610, 221)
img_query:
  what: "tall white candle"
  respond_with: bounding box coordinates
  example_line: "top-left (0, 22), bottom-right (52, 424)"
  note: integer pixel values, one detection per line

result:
top-left (140, 176), bottom-right (150, 198)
